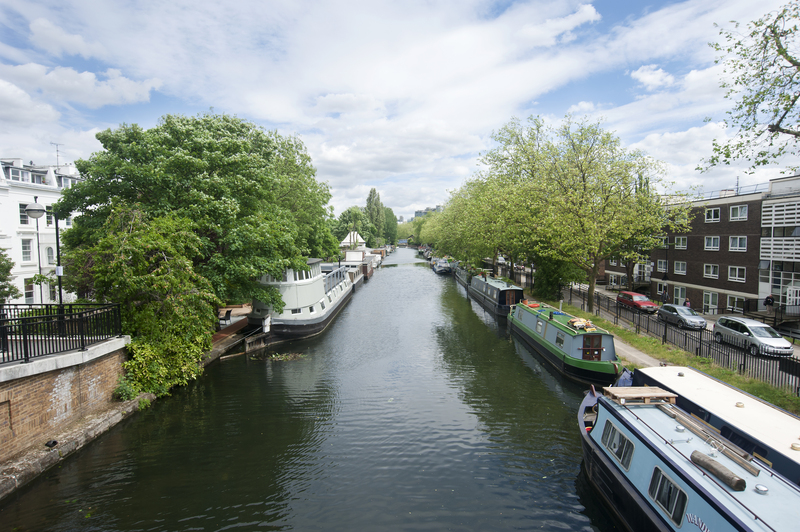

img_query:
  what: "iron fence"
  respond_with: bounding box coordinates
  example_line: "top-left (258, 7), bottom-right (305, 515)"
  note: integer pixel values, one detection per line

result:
top-left (0, 303), bottom-right (122, 365)
top-left (564, 285), bottom-right (800, 395)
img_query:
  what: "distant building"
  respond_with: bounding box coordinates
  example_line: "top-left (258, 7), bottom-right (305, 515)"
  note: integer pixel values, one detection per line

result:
top-left (398, 216), bottom-right (404, 223)
top-left (0, 158), bottom-right (80, 304)
top-left (413, 205), bottom-right (443, 219)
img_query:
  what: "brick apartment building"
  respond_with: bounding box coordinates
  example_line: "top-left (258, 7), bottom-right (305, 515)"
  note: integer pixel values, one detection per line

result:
top-left (603, 175), bottom-right (800, 321)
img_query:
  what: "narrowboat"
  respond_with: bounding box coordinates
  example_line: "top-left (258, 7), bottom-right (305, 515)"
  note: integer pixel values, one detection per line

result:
top-left (579, 384), bottom-right (800, 532)
top-left (630, 365), bottom-right (800, 487)
top-left (432, 258), bottom-right (452, 275)
top-left (508, 300), bottom-right (621, 386)
top-left (248, 258), bottom-right (353, 338)
top-left (465, 273), bottom-right (524, 316)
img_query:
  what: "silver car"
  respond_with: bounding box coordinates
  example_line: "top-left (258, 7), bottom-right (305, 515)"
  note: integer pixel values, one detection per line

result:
top-left (657, 304), bottom-right (706, 330)
top-left (713, 316), bottom-right (794, 357)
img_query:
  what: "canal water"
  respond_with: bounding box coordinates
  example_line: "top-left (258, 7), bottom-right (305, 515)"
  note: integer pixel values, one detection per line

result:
top-left (0, 248), bottom-right (618, 531)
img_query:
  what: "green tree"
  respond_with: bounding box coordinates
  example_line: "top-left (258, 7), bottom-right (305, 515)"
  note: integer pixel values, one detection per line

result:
top-left (525, 116), bottom-right (690, 311)
top-left (66, 205), bottom-right (221, 396)
top-left (57, 113), bottom-right (313, 311)
top-left (0, 248), bottom-right (22, 304)
top-left (383, 206), bottom-right (398, 244)
top-left (268, 131), bottom-right (339, 259)
top-left (365, 188), bottom-right (385, 244)
top-left (704, 1), bottom-right (800, 172)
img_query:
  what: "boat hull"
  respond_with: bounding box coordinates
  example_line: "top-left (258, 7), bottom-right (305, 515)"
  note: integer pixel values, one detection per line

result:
top-left (270, 285), bottom-right (353, 339)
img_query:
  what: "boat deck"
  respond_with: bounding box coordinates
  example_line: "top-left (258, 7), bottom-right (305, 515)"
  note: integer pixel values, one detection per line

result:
top-left (603, 394), bottom-right (800, 531)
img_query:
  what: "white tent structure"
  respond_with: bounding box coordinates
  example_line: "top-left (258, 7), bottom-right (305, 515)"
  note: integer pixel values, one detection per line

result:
top-left (340, 231), bottom-right (366, 249)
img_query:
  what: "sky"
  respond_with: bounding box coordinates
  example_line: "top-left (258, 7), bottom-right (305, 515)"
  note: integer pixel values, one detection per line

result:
top-left (0, 0), bottom-right (794, 221)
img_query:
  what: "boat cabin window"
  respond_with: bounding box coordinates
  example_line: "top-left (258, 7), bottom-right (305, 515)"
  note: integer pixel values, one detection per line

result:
top-left (309, 305), bottom-right (316, 314)
top-left (600, 420), bottom-right (635, 470)
top-left (648, 468), bottom-right (687, 525)
top-left (320, 301), bottom-right (326, 310)
top-left (555, 332), bottom-right (565, 348)
top-left (535, 321), bottom-right (544, 335)
top-left (291, 308), bottom-right (302, 314)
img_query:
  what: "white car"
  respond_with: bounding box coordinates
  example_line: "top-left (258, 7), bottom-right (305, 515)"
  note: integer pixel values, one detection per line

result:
top-left (713, 316), bottom-right (794, 357)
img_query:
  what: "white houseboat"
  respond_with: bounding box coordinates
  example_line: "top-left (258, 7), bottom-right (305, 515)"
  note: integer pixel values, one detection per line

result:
top-left (248, 258), bottom-right (353, 338)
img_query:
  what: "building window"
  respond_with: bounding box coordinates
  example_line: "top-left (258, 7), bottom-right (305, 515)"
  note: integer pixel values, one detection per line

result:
top-left (657, 282), bottom-right (668, 295)
top-left (730, 205), bottom-right (748, 221)
top-left (49, 284), bottom-right (57, 302)
top-left (46, 206), bottom-right (53, 226)
top-left (648, 468), bottom-right (688, 525)
top-left (24, 278), bottom-right (34, 304)
top-left (22, 239), bottom-right (32, 262)
top-left (704, 236), bottom-right (720, 251)
top-left (729, 236), bottom-right (747, 252)
top-left (674, 286), bottom-right (686, 304)
top-left (608, 274), bottom-right (618, 285)
top-left (674, 237), bottom-right (687, 250)
top-left (656, 260), bottom-right (667, 273)
top-left (19, 204), bottom-right (29, 225)
top-left (703, 264), bottom-right (719, 279)
top-left (728, 266), bottom-right (746, 282)
top-left (674, 261), bottom-right (687, 275)
top-left (728, 295), bottom-right (745, 312)
top-left (705, 207), bottom-right (720, 222)
top-left (703, 292), bottom-right (718, 312)
top-left (609, 259), bottom-right (617, 266)
top-left (64, 216), bottom-right (72, 227)
top-left (659, 236), bottom-right (668, 248)
top-left (46, 247), bottom-right (55, 264)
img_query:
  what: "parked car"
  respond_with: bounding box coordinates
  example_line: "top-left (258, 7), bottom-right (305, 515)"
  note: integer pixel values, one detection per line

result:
top-left (616, 291), bottom-right (659, 313)
top-left (657, 304), bottom-right (707, 330)
top-left (713, 316), bottom-right (794, 357)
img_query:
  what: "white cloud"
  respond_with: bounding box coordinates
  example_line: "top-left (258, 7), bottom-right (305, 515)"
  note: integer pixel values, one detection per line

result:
top-left (0, 63), bottom-right (162, 108)
top-left (29, 18), bottom-right (107, 59)
top-left (0, 79), bottom-right (59, 123)
top-left (630, 65), bottom-right (675, 91)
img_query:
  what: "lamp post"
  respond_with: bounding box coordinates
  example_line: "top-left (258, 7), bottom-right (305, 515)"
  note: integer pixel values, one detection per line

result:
top-left (27, 196), bottom-right (44, 304)
top-left (24, 200), bottom-right (62, 305)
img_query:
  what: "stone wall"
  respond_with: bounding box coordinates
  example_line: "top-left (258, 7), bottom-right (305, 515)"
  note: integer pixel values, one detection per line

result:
top-left (0, 338), bottom-right (129, 464)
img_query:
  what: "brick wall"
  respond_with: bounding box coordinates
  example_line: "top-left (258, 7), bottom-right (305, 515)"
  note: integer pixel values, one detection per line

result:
top-left (0, 347), bottom-right (126, 463)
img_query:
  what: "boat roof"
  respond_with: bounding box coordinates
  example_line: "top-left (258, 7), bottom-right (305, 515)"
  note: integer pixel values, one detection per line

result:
top-left (637, 366), bottom-right (800, 471)
top-left (601, 389), bottom-right (800, 531)
top-left (474, 276), bottom-right (523, 291)
top-left (518, 300), bottom-right (611, 336)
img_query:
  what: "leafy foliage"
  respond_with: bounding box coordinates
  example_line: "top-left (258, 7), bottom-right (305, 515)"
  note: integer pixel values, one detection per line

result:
top-left (68, 206), bottom-right (220, 396)
top-left (704, 1), bottom-right (800, 172)
top-left (57, 113), bottom-right (310, 311)
top-left (0, 248), bottom-right (22, 304)
top-left (426, 115), bottom-right (691, 312)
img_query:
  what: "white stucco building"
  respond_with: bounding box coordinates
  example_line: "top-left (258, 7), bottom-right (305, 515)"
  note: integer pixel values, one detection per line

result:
top-left (0, 158), bottom-right (81, 304)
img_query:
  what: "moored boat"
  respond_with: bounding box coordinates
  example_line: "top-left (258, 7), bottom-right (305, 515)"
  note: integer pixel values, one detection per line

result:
top-left (432, 258), bottom-right (452, 275)
top-left (465, 273), bottom-right (524, 315)
top-left (508, 300), bottom-right (621, 386)
top-left (248, 258), bottom-right (353, 338)
top-left (579, 384), bottom-right (800, 532)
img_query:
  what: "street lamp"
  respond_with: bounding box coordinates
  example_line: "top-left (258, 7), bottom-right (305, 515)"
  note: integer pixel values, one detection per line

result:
top-left (26, 197), bottom-right (45, 304)
top-left (25, 200), bottom-right (63, 305)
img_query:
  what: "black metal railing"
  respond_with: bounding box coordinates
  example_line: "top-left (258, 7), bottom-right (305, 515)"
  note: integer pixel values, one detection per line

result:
top-left (564, 286), bottom-right (800, 395)
top-left (0, 304), bottom-right (122, 365)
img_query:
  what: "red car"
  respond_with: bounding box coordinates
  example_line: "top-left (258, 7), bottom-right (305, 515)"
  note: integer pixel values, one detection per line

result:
top-left (616, 291), bottom-right (659, 313)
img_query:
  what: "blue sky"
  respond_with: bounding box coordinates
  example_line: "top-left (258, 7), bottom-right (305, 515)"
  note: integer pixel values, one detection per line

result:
top-left (0, 0), bottom-right (792, 221)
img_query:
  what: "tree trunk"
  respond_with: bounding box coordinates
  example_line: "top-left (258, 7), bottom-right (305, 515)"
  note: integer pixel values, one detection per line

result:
top-left (587, 268), bottom-right (597, 313)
